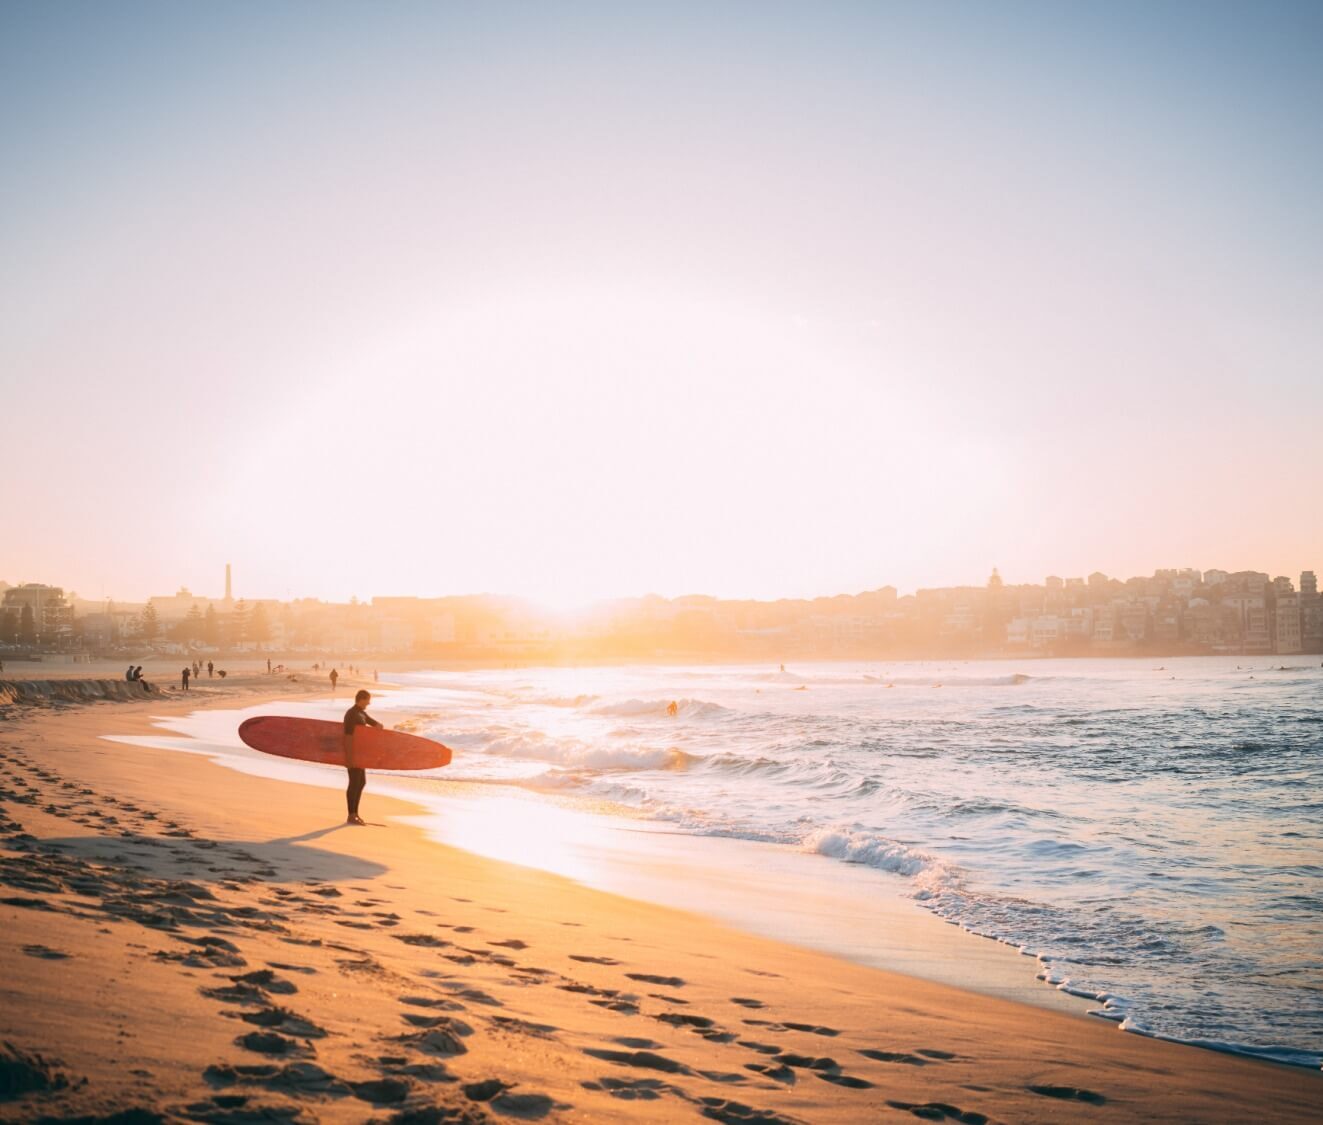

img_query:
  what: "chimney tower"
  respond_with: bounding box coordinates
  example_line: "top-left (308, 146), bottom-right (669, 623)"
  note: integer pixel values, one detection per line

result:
top-left (225, 563), bottom-right (232, 602)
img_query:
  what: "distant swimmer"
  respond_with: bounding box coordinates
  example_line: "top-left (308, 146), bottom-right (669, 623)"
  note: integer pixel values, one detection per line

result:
top-left (343, 689), bottom-right (383, 826)
top-left (666, 700), bottom-right (679, 717)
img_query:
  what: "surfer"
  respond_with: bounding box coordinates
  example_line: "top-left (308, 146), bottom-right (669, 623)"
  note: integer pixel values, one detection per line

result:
top-left (666, 700), bottom-right (679, 717)
top-left (343, 689), bottom-right (382, 826)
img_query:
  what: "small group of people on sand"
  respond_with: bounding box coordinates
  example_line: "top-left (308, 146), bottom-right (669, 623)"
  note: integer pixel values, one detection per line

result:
top-left (124, 665), bottom-right (151, 691)
top-left (179, 660), bottom-right (221, 689)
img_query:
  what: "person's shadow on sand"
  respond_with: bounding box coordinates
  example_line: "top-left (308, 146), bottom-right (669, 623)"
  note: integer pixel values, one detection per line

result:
top-left (40, 829), bottom-right (387, 885)
top-left (269, 823), bottom-right (388, 846)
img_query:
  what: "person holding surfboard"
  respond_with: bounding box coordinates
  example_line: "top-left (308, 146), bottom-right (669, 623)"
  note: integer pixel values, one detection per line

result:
top-left (343, 689), bottom-right (382, 825)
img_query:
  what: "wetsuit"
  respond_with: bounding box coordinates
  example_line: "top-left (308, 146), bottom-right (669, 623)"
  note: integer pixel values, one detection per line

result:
top-left (343, 703), bottom-right (382, 818)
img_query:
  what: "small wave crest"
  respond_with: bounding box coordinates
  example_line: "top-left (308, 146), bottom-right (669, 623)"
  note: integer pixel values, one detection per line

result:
top-left (477, 730), bottom-right (697, 772)
top-left (590, 698), bottom-right (732, 719)
top-left (864, 673), bottom-right (1032, 687)
top-left (529, 693), bottom-right (600, 708)
top-left (802, 826), bottom-right (951, 890)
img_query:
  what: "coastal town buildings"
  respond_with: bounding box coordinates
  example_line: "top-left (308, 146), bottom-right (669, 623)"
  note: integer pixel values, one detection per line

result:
top-left (2, 566), bottom-right (1321, 660)
top-left (1, 583), bottom-right (73, 647)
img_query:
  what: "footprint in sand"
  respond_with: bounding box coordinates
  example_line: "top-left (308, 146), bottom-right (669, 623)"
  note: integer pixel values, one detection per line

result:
top-left (558, 982), bottom-right (616, 997)
top-left (886, 1101), bottom-right (989, 1124)
top-left (493, 1091), bottom-right (561, 1116)
top-left (0, 1041), bottom-right (76, 1097)
top-left (234, 1030), bottom-right (314, 1058)
top-left (230, 969), bottom-right (298, 996)
top-left (399, 994), bottom-right (465, 1012)
top-left (402, 1013), bottom-right (464, 1029)
top-left (815, 1071), bottom-right (873, 1089)
top-left (698, 1096), bottom-right (800, 1124)
top-left (491, 1016), bottom-right (559, 1039)
top-left (859, 1048), bottom-right (929, 1066)
top-left (237, 1007), bottom-right (327, 1039)
top-left (583, 1048), bottom-right (691, 1075)
top-left (655, 1012), bottom-right (717, 1032)
top-left (745, 1062), bottom-right (796, 1085)
top-left (204, 1059), bottom-right (349, 1097)
top-left (351, 1076), bottom-right (413, 1104)
top-left (393, 932), bottom-right (451, 947)
top-left (392, 1020), bottom-right (472, 1057)
top-left (1028, 1084), bottom-right (1107, 1105)
top-left (781, 1021), bottom-right (838, 1037)
top-left (464, 1077), bottom-right (511, 1100)
top-left (21, 944), bottom-right (70, 959)
top-left (625, 972), bottom-right (684, 987)
top-left (582, 1075), bottom-right (675, 1101)
top-left (451, 987), bottom-right (502, 1007)
top-left (773, 1053), bottom-right (837, 1072)
top-left (737, 1041), bottom-right (782, 1055)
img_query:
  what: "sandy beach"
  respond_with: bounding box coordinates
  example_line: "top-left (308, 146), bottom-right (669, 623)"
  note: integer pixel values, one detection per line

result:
top-left (1, 682), bottom-right (1319, 1124)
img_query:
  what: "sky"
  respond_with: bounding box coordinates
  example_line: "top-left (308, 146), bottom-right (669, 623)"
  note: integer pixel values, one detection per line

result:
top-left (3, 0), bottom-right (1321, 607)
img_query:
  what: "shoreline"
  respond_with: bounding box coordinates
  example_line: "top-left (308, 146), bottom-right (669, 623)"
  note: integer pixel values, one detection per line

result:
top-left (109, 691), bottom-right (1095, 1022)
top-left (0, 685), bottom-right (1318, 1121)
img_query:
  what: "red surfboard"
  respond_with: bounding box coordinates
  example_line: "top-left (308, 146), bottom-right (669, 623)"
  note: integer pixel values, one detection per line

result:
top-left (238, 716), bottom-right (452, 771)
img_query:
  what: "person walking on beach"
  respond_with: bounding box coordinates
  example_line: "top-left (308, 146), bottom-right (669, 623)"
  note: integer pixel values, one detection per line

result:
top-left (207, 660), bottom-right (214, 678)
top-left (330, 667), bottom-right (339, 693)
top-left (181, 666), bottom-right (190, 691)
top-left (343, 689), bottom-right (382, 826)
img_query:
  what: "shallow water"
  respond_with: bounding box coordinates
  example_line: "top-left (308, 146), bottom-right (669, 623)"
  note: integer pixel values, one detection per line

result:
top-left (384, 656), bottom-right (1323, 1069)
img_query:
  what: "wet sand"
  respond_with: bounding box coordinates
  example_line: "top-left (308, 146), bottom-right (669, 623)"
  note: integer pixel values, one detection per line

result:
top-left (0, 686), bottom-right (1318, 1123)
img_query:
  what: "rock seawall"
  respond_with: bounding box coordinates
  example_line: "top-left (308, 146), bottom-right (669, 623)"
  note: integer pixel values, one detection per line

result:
top-left (0, 679), bottom-right (157, 709)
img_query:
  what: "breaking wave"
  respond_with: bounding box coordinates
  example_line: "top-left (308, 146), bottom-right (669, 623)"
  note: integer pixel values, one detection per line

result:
top-left (590, 698), bottom-right (732, 719)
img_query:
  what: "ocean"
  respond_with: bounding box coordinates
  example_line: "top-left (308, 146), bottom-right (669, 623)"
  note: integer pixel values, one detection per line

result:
top-left (381, 656), bottom-right (1323, 1069)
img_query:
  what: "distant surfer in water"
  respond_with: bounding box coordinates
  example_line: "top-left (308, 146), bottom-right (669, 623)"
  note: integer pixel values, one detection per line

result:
top-left (343, 689), bottom-right (382, 825)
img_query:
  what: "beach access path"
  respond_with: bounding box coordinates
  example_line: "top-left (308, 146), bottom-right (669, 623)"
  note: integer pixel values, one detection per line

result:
top-left (0, 684), bottom-right (1318, 1123)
